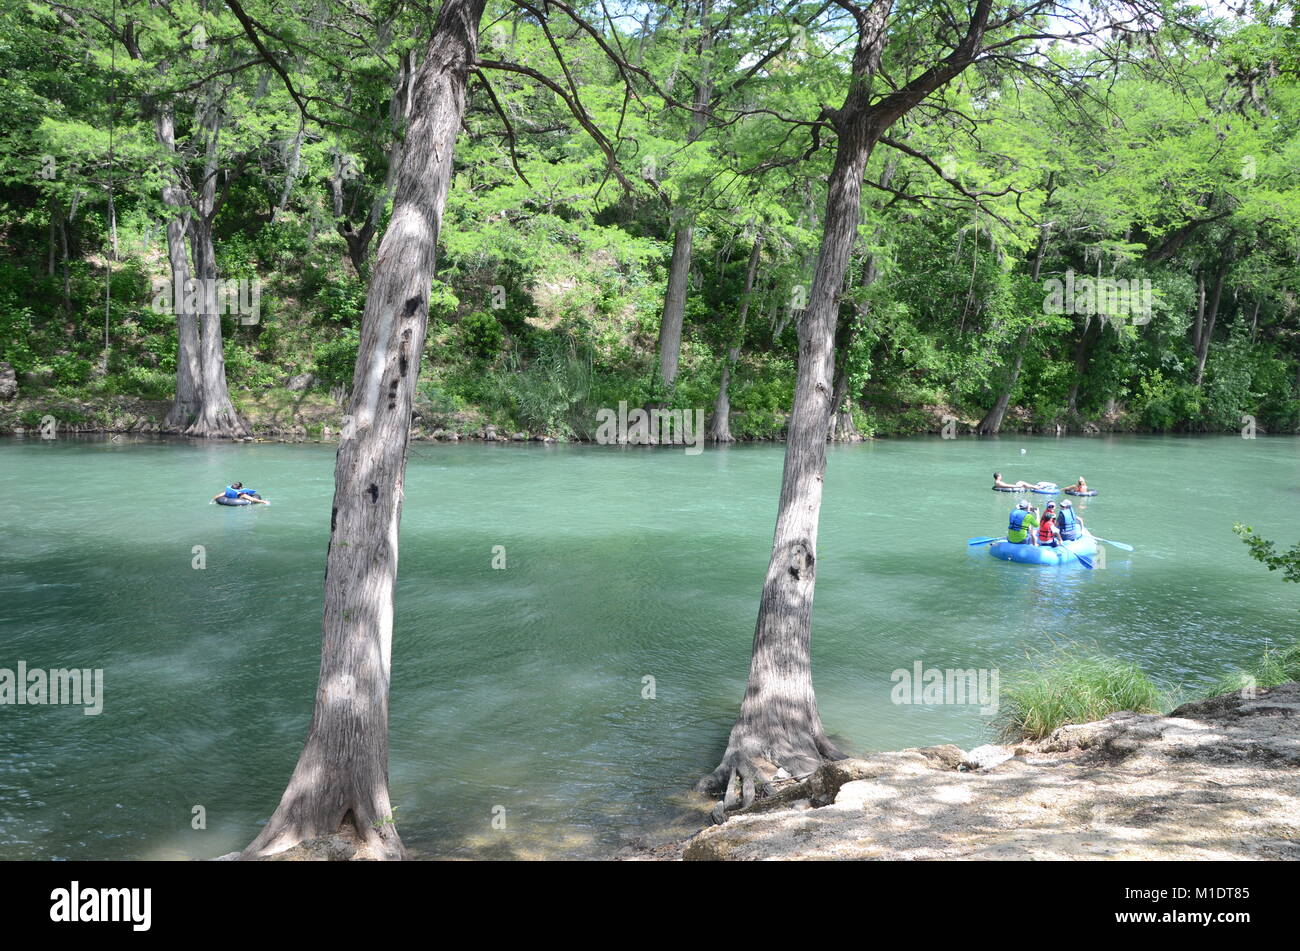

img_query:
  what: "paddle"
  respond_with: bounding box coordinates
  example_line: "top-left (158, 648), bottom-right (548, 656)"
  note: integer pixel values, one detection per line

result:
top-left (1092, 536), bottom-right (1133, 551)
top-left (1065, 546), bottom-right (1095, 569)
top-left (968, 536), bottom-right (1005, 546)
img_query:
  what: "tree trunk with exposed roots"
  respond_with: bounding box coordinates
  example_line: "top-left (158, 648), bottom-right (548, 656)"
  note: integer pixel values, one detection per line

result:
top-left (700, 0), bottom-right (995, 810)
top-left (186, 216), bottom-right (247, 438)
top-left (242, 0), bottom-right (485, 860)
top-left (698, 120), bottom-right (873, 805)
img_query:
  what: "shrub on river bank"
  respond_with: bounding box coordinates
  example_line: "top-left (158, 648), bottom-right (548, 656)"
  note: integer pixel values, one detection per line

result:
top-left (999, 651), bottom-right (1166, 740)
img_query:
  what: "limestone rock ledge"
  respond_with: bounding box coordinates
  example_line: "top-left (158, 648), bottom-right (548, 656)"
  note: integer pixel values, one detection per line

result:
top-left (682, 683), bottom-right (1300, 861)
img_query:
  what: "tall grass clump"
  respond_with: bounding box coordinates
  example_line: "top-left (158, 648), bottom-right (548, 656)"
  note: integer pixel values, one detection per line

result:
top-left (1203, 640), bottom-right (1300, 700)
top-left (998, 650), bottom-right (1166, 741)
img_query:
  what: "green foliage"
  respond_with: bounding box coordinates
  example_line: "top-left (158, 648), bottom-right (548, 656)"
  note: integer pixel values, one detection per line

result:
top-left (1233, 524), bottom-right (1300, 585)
top-left (0, 298), bottom-right (38, 373)
top-left (458, 311), bottom-right (505, 361)
top-left (312, 328), bottom-right (361, 387)
top-left (103, 366), bottom-right (174, 400)
top-left (1132, 371), bottom-right (1203, 431)
top-left (480, 336), bottom-right (595, 437)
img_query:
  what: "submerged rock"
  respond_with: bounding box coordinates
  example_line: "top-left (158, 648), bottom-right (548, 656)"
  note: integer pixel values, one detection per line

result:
top-left (682, 683), bottom-right (1300, 861)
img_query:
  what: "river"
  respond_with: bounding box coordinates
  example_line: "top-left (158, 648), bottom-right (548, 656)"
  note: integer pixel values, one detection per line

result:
top-left (1, 433), bottom-right (1296, 859)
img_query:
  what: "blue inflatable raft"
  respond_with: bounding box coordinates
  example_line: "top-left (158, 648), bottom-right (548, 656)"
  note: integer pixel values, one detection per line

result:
top-left (988, 530), bottom-right (1097, 566)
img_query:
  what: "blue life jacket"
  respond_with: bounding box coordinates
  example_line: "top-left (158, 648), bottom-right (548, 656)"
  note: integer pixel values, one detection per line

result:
top-left (1057, 507), bottom-right (1081, 540)
top-left (1008, 509), bottom-right (1028, 532)
top-left (225, 486), bottom-right (255, 499)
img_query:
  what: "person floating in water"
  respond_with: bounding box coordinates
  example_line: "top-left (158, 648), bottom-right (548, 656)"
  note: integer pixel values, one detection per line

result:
top-left (993, 471), bottom-right (1055, 491)
top-left (211, 482), bottom-right (269, 504)
top-left (1007, 500), bottom-right (1039, 545)
top-left (1065, 476), bottom-right (1090, 494)
top-left (1037, 501), bottom-right (1061, 547)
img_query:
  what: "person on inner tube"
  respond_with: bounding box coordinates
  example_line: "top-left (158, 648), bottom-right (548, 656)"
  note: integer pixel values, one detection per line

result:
top-left (993, 471), bottom-right (1054, 491)
top-left (1007, 500), bottom-right (1040, 545)
top-left (1037, 501), bottom-right (1062, 547)
top-left (1056, 499), bottom-right (1084, 541)
top-left (1065, 476), bottom-right (1089, 494)
top-left (211, 481), bottom-right (269, 504)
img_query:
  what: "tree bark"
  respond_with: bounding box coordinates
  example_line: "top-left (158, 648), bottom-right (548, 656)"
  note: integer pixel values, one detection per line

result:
top-left (977, 326), bottom-right (1029, 435)
top-left (707, 232), bottom-right (763, 442)
top-left (656, 223), bottom-right (694, 388)
top-left (654, 0), bottom-right (713, 390)
top-left (1194, 257), bottom-right (1229, 386)
top-left (153, 108), bottom-right (204, 431)
top-left (242, 0), bottom-right (486, 860)
top-left (828, 159), bottom-right (895, 441)
top-left (184, 100), bottom-right (247, 438)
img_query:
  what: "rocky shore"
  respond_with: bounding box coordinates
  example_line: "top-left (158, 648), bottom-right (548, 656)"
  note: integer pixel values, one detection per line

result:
top-left (645, 683), bottom-right (1300, 861)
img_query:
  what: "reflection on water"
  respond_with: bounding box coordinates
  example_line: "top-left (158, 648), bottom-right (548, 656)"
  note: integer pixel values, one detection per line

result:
top-left (0, 433), bottom-right (1296, 859)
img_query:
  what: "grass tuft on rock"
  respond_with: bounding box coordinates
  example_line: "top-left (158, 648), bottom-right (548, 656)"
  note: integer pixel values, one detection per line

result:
top-left (998, 651), bottom-right (1165, 741)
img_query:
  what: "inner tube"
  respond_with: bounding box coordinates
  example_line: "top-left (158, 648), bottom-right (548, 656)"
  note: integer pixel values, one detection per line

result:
top-left (992, 486), bottom-right (1027, 492)
top-left (1030, 484), bottom-right (1060, 495)
top-left (1064, 488), bottom-right (1098, 496)
top-left (988, 530), bottom-right (1097, 566)
top-left (216, 492), bottom-right (260, 507)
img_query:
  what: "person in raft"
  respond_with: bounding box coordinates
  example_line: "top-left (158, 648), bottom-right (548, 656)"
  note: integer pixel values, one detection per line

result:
top-left (211, 482), bottom-right (269, 504)
top-left (1056, 499), bottom-right (1084, 540)
top-left (993, 471), bottom-right (1055, 491)
top-left (1037, 501), bottom-right (1062, 547)
top-left (1007, 500), bottom-right (1039, 545)
top-left (1065, 476), bottom-right (1089, 494)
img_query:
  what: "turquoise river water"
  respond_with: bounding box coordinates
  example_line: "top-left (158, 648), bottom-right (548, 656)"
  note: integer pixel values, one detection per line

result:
top-left (0, 434), bottom-right (1297, 859)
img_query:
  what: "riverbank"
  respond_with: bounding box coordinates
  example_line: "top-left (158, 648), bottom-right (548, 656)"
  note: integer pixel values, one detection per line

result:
top-left (3, 386), bottom-right (1287, 441)
top-left (647, 682), bottom-right (1300, 861)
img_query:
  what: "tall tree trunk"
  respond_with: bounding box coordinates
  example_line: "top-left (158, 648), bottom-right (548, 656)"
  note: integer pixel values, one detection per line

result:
top-left (700, 0), bottom-right (995, 807)
top-left (153, 108), bottom-right (204, 431)
top-left (1192, 273), bottom-right (1205, 356)
top-left (242, 0), bottom-right (486, 860)
top-left (979, 205), bottom-right (1051, 435)
top-left (654, 0), bottom-right (713, 390)
top-left (1066, 316), bottom-right (1097, 418)
top-left (977, 328), bottom-right (1028, 435)
top-left (187, 217), bottom-right (246, 437)
top-left (271, 122), bottom-right (305, 223)
top-left (708, 232), bottom-right (763, 442)
top-left (699, 34), bottom-right (875, 802)
top-left (1195, 257), bottom-right (1229, 386)
top-left (185, 101), bottom-right (247, 439)
top-left (829, 159), bottom-right (895, 441)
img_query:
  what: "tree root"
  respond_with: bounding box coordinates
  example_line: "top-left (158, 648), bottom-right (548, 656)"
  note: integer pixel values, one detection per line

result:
top-left (699, 731), bottom-right (846, 823)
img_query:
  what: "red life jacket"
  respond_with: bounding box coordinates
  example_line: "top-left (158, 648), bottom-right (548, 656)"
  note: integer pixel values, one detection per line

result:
top-left (1038, 515), bottom-right (1056, 543)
